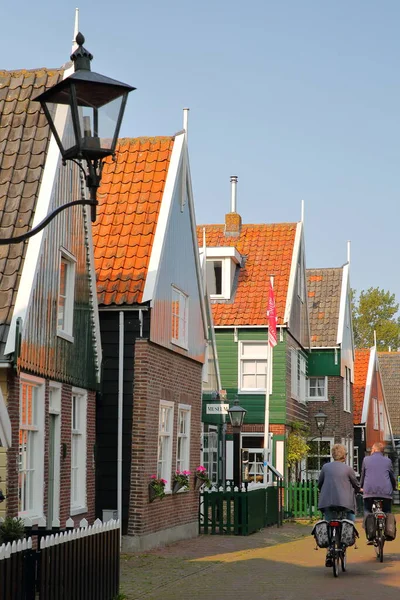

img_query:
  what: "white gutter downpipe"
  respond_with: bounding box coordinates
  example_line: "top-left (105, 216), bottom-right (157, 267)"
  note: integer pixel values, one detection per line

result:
top-left (117, 311), bottom-right (124, 546)
top-left (230, 176), bottom-right (238, 213)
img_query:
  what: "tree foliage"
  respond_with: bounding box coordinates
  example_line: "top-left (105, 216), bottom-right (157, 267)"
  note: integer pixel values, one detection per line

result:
top-left (351, 287), bottom-right (400, 350)
top-left (287, 421), bottom-right (310, 481)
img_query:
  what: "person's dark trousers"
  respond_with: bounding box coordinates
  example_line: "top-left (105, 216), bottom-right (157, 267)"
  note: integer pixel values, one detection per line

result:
top-left (364, 497), bottom-right (392, 515)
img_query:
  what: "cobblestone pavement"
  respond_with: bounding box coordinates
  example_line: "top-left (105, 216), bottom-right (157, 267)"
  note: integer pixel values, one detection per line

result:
top-left (120, 520), bottom-right (400, 600)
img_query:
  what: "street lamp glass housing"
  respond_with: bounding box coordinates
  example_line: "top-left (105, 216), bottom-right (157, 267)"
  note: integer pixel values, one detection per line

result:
top-left (228, 400), bottom-right (247, 428)
top-left (314, 411), bottom-right (327, 435)
top-left (35, 70), bottom-right (134, 162)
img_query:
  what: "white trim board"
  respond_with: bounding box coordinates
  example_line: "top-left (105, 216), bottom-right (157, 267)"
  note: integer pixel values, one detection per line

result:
top-left (360, 346), bottom-right (374, 424)
top-left (336, 263), bottom-right (348, 346)
top-left (284, 222), bottom-right (302, 325)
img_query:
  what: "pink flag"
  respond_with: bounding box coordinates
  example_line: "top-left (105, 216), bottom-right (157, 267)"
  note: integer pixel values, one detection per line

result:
top-left (268, 282), bottom-right (277, 347)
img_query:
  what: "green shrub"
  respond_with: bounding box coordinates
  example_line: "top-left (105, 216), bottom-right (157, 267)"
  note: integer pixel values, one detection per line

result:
top-left (0, 517), bottom-right (26, 545)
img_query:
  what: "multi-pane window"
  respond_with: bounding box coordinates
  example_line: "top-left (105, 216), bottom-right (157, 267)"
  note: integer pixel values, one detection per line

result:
top-left (171, 286), bottom-right (188, 348)
top-left (343, 367), bottom-right (351, 412)
top-left (239, 342), bottom-right (268, 391)
top-left (373, 398), bottom-right (379, 430)
top-left (176, 405), bottom-right (191, 472)
top-left (291, 350), bottom-right (306, 402)
top-left (19, 378), bottom-right (44, 517)
top-left (57, 250), bottom-right (76, 338)
top-left (71, 391), bottom-right (87, 513)
top-left (307, 377), bottom-right (327, 400)
top-left (206, 260), bottom-right (223, 296)
top-left (157, 401), bottom-right (174, 490)
top-left (202, 429), bottom-right (218, 485)
top-left (353, 446), bottom-right (359, 474)
top-left (306, 440), bottom-right (332, 479)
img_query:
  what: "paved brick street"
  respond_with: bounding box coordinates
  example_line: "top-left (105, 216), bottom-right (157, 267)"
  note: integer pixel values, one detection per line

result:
top-left (120, 520), bottom-right (400, 600)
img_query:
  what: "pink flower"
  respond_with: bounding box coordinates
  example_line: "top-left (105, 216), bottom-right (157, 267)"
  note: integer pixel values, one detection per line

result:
top-left (150, 474), bottom-right (157, 479)
top-left (196, 466), bottom-right (206, 473)
top-left (161, 479), bottom-right (167, 485)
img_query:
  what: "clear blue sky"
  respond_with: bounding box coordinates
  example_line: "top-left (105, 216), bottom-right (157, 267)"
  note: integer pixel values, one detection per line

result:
top-left (3, 1), bottom-right (400, 307)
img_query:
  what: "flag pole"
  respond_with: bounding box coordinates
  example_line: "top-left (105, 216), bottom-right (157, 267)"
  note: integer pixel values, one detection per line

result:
top-left (264, 275), bottom-right (276, 483)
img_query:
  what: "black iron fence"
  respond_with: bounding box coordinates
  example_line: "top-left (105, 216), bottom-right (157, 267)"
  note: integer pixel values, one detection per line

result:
top-left (0, 519), bottom-right (120, 600)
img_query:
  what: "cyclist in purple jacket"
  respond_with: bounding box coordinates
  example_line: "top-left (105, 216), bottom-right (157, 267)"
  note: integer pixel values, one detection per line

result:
top-left (360, 442), bottom-right (396, 515)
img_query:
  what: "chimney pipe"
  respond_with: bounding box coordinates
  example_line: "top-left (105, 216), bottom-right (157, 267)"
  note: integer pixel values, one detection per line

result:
top-left (230, 176), bottom-right (238, 213)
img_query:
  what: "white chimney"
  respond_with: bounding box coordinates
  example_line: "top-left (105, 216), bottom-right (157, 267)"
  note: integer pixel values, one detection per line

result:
top-left (230, 176), bottom-right (238, 213)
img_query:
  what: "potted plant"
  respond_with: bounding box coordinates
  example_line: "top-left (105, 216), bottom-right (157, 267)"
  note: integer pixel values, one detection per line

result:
top-left (172, 470), bottom-right (191, 494)
top-left (194, 466), bottom-right (211, 490)
top-left (0, 517), bottom-right (26, 545)
top-left (148, 475), bottom-right (167, 502)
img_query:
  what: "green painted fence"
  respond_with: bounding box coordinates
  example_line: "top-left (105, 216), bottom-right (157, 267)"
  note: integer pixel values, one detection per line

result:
top-left (199, 483), bottom-right (283, 536)
top-left (285, 481), bottom-right (319, 518)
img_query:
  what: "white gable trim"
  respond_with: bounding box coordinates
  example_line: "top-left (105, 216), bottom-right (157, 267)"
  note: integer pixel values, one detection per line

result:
top-left (142, 132), bottom-right (208, 338)
top-left (283, 222), bottom-right (302, 324)
top-left (142, 133), bottom-right (184, 303)
top-left (4, 64), bottom-right (74, 356)
top-left (336, 263), bottom-right (348, 346)
top-left (361, 346), bottom-right (375, 424)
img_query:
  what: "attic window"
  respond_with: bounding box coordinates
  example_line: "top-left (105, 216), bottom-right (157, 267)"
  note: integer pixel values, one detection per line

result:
top-left (204, 247), bottom-right (242, 300)
top-left (57, 248), bottom-right (76, 342)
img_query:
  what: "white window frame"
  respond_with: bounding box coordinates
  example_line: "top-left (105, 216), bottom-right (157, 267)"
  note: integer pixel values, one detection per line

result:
top-left (18, 375), bottom-right (45, 521)
top-left (306, 376), bottom-right (328, 401)
top-left (238, 341), bottom-right (268, 393)
top-left (373, 397), bottom-right (379, 430)
top-left (291, 349), bottom-right (306, 403)
top-left (157, 400), bottom-right (174, 492)
top-left (305, 437), bottom-right (334, 480)
top-left (70, 388), bottom-right (87, 515)
top-left (57, 248), bottom-right (76, 342)
top-left (176, 404), bottom-right (191, 473)
top-left (202, 426), bottom-right (218, 485)
top-left (343, 367), bottom-right (351, 412)
top-left (171, 286), bottom-right (189, 349)
top-left (206, 257), bottom-right (235, 300)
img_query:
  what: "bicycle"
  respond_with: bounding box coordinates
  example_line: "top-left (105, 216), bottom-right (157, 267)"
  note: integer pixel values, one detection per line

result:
top-left (326, 508), bottom-right (349, 578)
top-left (371, 499), bottom-right (386, 562)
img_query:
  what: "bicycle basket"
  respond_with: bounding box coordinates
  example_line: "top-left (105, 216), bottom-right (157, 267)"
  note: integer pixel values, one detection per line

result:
top-left (312, 520), bottom-right (329, 548)
top-left (385, 513), bottom-right (397, 541)
top-left (340, 519), bottom-right (358, 547)
top-left (365, 513), bottom-right (376, 541)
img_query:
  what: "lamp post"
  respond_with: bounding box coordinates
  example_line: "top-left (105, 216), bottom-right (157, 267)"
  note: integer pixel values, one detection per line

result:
top-left (314, 411), bottom-right (327, 440)
top-left (228, 399), bottom-right (247, 488)
top-left (0, 32), bottom-right (135, 245)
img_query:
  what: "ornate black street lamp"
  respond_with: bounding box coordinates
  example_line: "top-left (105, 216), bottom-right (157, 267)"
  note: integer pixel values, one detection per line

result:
top-left (0, 33), bottom-right (135, 245)
top-left (228, 399), bottom-right (247, 488)
top-left (314, 411), bottom-right (327, 439)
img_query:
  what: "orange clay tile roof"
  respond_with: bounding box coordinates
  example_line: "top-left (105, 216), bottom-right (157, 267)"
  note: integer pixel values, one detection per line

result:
top-left (306, 268), bottom-right (343, 347)
top-left (354, 348), bottom-right (370, 424)
top-left (93, 136), bottom-right (174, 306)
top-left (196, 223), bottom-right (297, 326)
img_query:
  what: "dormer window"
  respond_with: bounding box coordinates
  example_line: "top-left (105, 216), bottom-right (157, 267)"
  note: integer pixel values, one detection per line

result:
top-left (203, 247), bottom-right (242, 300)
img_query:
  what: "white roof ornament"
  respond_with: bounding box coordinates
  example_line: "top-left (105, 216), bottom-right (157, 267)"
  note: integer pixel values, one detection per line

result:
top-left (72, 8), bottom-right (80, 53)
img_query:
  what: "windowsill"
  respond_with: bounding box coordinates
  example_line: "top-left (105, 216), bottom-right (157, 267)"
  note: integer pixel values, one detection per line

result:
top-left (57, 330), bottom-right (74, 343)
top-left (238, 390), bottom-right (266, 395)
top-left (18, 513), bottom-right (44, 525)
top-left (70, 505), bottom-right (88, 516)
top-left (171, 340), bottom-right (188, 351)
top-left (306, 398), bottom-right (328, 402)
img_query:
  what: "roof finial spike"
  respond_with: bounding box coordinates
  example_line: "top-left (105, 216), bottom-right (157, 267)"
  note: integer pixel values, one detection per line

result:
top-left (183, 108), bottom-right (189, 140)
top-left (373, 330), bottom-right (377, 348)
top-left (71, 8), bottom-right (80, 53)
top-left (301, 199), bottom-right (305, 223)
top-left (347, 240), bottom-right (351, 265)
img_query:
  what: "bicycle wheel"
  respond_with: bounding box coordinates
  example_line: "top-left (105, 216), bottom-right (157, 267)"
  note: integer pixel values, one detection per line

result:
top-left (379, 537), bottom-right (384, 563)
top-left (333, 545), bottom-right (340, 578)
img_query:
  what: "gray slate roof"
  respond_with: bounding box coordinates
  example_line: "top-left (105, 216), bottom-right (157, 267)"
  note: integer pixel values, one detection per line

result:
top-left (306, 267), bottom-right (343, 348)
top-left (379, 352), bottom-right (400, 438)
top-left (0, 67), bottom-right (63, 360)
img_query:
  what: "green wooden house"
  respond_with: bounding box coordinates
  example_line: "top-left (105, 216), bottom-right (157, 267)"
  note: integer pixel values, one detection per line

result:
top-left (197, 180), bottom-right (310, 483)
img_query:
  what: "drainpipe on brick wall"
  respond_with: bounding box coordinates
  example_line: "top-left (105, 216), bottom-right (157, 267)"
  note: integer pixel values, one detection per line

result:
top-left (117, 311), bottom-right (124, 547)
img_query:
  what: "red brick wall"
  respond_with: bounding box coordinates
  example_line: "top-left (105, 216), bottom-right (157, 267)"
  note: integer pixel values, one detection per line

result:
top-left (128, 339), bottom-right (202, 537)
top-left (6, 371), bottom-right (95, 525)
top-left (307, 376), bottom-right (354, 443)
